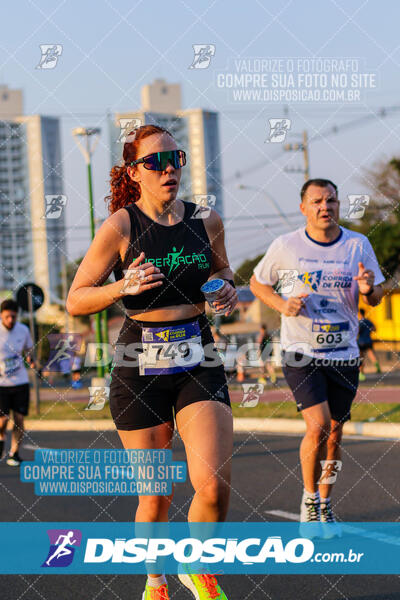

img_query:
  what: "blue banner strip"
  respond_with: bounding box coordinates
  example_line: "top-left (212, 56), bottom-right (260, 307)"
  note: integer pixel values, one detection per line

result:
top-left (1, 522), bottom-right (400, 574)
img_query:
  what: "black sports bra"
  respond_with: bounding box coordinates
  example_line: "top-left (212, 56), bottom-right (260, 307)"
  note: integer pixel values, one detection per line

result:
top-left (113, 201), bottom-right (213, 310)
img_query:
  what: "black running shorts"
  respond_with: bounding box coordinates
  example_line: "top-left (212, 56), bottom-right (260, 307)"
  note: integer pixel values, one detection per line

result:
top-left (0, 383), bottom-right (30, 416)
top-left (358, 343), bottom-right (373, 351)
top-left (109, 313), bottom-right (231, 431)
top-left (282, 354), bottom-right (359, 423)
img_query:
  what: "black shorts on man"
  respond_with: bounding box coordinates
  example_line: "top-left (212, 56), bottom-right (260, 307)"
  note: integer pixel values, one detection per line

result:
top-left (0, 383), bottom-right (30, 416)
top-left (282, 354), bottom-right (359, 423)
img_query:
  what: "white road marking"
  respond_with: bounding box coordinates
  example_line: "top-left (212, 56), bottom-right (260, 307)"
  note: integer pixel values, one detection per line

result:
top-left (23, 444), bottom-right (50, 451)
top-left (265, 510), bottom-right (400, 547)
top-left (266, 509), bottom-right (299, 520)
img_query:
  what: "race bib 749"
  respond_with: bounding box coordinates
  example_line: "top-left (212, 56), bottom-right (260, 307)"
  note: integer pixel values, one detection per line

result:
top-left (139, 321), bottom-right (204, 375)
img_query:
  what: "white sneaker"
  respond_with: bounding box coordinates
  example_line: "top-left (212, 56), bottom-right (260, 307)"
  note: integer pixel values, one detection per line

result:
top-left (320, 498), bottom-right (342, 539)
top-left (6, 452), bottom-right (22, 467)
top-left (299, 491), bottom-right (322, 538)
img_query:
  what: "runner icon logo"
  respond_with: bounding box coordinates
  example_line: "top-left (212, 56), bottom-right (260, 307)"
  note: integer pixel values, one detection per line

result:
top-left (188, 44), bottom-right (216, 69)
top-left (121, 268), bottom-right (145, 294)
top-left (36, 45), bottom-right (62, 69)
top-left (240, 383), bottom-right (264, 407)
top-left (298, 270), bottom-right (322, 292)
top-left (42, 529), bottom-right (82, 567)
top-left (43, 334), bottom-right (82, 373)
top-left (318, 460), bottom-right (343, 484)
top-left (118, 118), bottom-right (142, 143)
top-left (191, 194), bottom-right (216, 219)
top-left (346, 195), bottom-right (370, 220)
top-left (276, 269), bottom-right (298, 294)
top-left (86, 387), bottom-right (110, 411)
top-left (43, 195), bottom-right (67, 219)
top-left (265, 118), bottom-right (291, 143)
top-left (156, 330), bottom-right (170, 342)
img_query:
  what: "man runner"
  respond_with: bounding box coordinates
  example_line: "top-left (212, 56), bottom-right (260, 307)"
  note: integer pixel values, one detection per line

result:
top-left (0, 299), bottom-right (35, 466)
top-left (250, 179), bottom-right (384, 537)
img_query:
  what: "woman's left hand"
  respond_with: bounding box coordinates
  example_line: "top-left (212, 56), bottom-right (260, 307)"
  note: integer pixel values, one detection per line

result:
top-left (213, 281), bottom-right (238, 316)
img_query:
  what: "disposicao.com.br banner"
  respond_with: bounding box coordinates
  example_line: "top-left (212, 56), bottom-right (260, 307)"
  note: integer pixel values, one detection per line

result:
top-left (1, 522), bottom-right (400, 574)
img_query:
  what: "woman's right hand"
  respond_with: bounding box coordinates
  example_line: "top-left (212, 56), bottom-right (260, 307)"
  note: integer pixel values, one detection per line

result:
top-left (118, 251), bottom-right (165, 296)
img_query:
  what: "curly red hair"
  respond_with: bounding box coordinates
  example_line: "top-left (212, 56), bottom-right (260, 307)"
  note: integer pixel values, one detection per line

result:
top-left (105, 124), bottom-right (174, 214)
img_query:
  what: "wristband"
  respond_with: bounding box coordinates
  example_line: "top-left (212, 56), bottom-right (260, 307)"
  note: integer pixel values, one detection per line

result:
top-left (223, 279), bottom-right (236, 289)
top-left (363, 286), bottom-right (375, 297)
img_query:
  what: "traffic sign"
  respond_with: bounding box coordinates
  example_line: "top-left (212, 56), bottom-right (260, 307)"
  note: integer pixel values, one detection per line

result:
top-left (16, 283), bottom-right (44, 312)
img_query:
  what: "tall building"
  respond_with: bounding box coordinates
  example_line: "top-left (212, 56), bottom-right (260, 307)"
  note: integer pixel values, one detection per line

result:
top-left (0, 84), bottom-right (23, 117)
top-left (109, 79), bottom-right (224, 218)
top-left (0, 85), bottom-right (66, 321)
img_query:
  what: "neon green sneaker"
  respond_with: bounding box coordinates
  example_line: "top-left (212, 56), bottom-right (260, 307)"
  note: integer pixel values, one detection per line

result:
top-left (178, 564), bottom-right (227, 599)
top-left (142, 582), bottom-right (170, 600)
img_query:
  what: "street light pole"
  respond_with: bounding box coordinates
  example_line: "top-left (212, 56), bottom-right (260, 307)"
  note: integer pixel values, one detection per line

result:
top-left (72, 127), bottom-right (106, 379)
top-left (284, 130), bottom-right (310, 181)
top-left (302, 130), bottom-right (310, 181)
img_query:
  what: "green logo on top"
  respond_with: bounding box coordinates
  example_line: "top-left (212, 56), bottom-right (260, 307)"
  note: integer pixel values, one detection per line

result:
top-left (147, 246), bottom-right (209, 276)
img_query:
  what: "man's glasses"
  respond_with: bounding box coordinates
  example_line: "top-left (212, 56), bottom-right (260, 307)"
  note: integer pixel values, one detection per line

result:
top-left (130, 149), bottom-right (186, 171)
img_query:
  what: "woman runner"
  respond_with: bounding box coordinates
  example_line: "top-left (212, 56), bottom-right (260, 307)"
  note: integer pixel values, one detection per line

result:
top-left (67, 124), bottom-right (237, 600)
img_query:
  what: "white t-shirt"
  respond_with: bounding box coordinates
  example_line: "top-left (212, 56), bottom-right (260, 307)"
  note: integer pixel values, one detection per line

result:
top-left (0, 321), bottom-right (33, 386)
top-left (253, 227), bottom-right (385, 359)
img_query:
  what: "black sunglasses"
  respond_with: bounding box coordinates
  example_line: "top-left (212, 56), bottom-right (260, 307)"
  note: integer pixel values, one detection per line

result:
top-left (130, 149), bottom-right (186, 171)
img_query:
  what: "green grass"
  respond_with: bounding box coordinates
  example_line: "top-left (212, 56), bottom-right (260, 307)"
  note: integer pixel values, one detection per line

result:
top-left (25, 400), bottom-right (400, 424)
top-left (26, 401), bottom-right (111, 421)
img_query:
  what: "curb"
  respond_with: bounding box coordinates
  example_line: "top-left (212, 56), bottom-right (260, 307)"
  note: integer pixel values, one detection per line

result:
top-left (23, 418), bottom-right (400, 439)
top-left (233, 418), bottom-right (400, 439)
top-left (24, 420), bottom-right (115, 431)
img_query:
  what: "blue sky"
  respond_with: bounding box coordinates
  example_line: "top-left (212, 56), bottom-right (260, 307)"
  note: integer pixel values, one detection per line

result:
top-left (1, 0), bottom-right (400, 267)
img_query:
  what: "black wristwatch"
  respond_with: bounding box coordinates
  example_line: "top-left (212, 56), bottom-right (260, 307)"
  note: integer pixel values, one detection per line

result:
top-left (223, 278), bottom-right (236, 288)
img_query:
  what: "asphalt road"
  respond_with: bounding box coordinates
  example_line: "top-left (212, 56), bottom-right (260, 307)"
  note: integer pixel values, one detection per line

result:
top-left (1, 431), bottom-right (400, 599)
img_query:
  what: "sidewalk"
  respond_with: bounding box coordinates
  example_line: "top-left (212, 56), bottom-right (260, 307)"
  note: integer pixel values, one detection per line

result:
top-left (35, 372), bottom-right (400, 404)
top-left (23, 417), bottom-right (400, 439)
